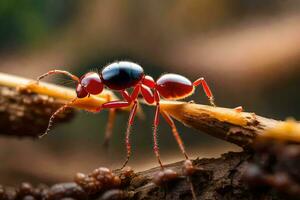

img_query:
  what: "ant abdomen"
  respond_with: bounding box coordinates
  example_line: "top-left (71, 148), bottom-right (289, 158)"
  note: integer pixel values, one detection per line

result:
top-left (156, 74), bottom-right (194, 100)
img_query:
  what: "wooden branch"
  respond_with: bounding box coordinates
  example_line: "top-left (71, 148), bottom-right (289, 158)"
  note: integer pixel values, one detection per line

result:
top-left (159, 101), bottom-right (280, 148)
top-left (0, 72), bottom-right (121, 112)
top-left (0, 72), bottom-right (283, 144)
top-left (0, 73), bottom-right (143, 137)
top-left (0, 85), bottom-right (75, 137)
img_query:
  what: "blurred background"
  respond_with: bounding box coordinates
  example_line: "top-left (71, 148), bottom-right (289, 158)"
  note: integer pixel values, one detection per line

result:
top-left (0, 0), bottom-right (300, 186)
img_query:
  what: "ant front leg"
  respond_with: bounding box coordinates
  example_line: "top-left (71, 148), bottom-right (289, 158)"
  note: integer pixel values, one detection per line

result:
top-left (102, 85), bottom-right (141, 169)
top-left (39, 98), bottom-right (77, 138)
top-left (193, 77), bottom-right (216, 106)
top-left (102, 108), bottom-right (116, 149)
top-left (97, 93), bottom-right (117, 150)
top-left (120, 100), bottom-right (138, 169)
top-left (101, 85), bottom-right (140, 109)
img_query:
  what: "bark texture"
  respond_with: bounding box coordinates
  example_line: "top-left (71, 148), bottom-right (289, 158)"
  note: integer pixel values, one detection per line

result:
top-left (0, 86), bottom-right (74, 137)
top-left (160, 101), bottom-right (280, 148)
top-left (0, 152), bottom-right (257, 200)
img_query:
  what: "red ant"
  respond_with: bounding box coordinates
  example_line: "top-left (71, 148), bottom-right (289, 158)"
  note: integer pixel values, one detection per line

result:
top-left (37, 61), bottom-right (215, 170)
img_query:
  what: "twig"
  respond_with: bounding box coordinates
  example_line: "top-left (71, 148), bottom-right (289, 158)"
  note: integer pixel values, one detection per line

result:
top-left (159, 101), bottom-right (280, 148)
top-left (0, 85), bottom-right (75, 137)
top-left (0, 72), bottom-right (121, 112)
top-left (0, 72), bottom-right (131, 137)
top-left (0, 72), bottom-right (281, 142)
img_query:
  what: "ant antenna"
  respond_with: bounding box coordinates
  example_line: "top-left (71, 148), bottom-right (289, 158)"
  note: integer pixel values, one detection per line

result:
top-left (39, 98), bottom-right (77, 138)
top-left (37, 69), bottom-right (80, 84)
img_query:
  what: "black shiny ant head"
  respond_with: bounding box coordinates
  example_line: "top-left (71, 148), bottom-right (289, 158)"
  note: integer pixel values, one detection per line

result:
top-left (76, 72), bottom-right (103, 98)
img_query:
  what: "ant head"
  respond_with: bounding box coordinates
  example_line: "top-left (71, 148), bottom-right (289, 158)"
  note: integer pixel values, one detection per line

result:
top-left (76, 72), bottom-right (104, 98)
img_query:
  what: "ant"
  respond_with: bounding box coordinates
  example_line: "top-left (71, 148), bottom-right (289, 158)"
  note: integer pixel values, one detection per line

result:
top-left (37, 61), bottom-right (215, 171)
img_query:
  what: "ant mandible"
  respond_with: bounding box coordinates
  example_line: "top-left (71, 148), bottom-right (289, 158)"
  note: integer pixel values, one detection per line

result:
top-left (37, 61), bottom-right (215, 170)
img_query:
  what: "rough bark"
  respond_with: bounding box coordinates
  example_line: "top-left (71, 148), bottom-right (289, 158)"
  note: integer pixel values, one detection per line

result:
top-left (0, 85), bottom-right (74, 137)
top-left (0, 152), bottom-right (259, 200)
top-left (159, 101), bottom-right (280, 149)
top-left (2, 147), bottom-right (298, 200)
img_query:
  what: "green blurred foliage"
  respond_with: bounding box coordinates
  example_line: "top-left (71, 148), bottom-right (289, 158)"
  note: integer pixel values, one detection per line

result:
top-left (0, 0), bottom-right (78, 50)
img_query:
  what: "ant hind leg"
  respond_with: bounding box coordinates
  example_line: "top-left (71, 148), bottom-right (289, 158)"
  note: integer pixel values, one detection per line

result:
top-left (160, 111), bottom-right (189, 159)
top-left (193, 77), bottom-right (215, 106)
top-left (161, 111), bottom-right (197, 199)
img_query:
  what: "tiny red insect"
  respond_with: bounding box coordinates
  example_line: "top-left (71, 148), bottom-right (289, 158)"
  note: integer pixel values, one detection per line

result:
top-left (37, 61), bottom-right (215, 170)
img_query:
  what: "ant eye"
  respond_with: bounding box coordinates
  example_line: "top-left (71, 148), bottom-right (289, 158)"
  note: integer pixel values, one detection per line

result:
top-left (80, 72), bottom-right (103, 95)
top-left (76, 84), bottom-right (88, 98)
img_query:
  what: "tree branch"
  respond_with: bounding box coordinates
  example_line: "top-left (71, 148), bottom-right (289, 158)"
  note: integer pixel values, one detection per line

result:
top-left (0, 85), bottom-right (75, 137)
top-left (0, 72), bottom-right (134, 137)
top-left (159, 101), bottom-right (280, 148)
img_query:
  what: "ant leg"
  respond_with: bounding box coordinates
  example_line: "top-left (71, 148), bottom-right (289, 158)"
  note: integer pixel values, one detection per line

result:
top-left (183, 160), bottom-right (197, 200)
top-left (101, 93), bottom-right (116, 149)
top-left (139, 83), bottom-right (165, 168)
top-left (153, 90), bottom-right (164, 168)
top-left (37, 70), bottom-right (80, 83)
top-left (103, 108), bottom-right (116, 149)
top-left (160, 111), bottom-right (197, 199)
top-left (142, 75), bottom-right (156, 88)
top-left (102, 94), bottom-right (131, 108)
top-left (101, 86), bottom-right (140, 169)
top-left (102, 86), bottom-right (140, 108)
top-left (120, 85), bottom-right (140, 169)
top-left (141, 84), bottom-right (155, 104)
top-left (101, 86), bottom-right (140, 145)
top-left (160, 111), bottom-right (188, 159)
top-left (193, 77), bottom-right (216, 106)
top-left (160, 110), bottom-right (199, 199)
top-left (39, 98), bottom-right (77, 138)
top-left (120, 100), bottom-right (138, 169)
